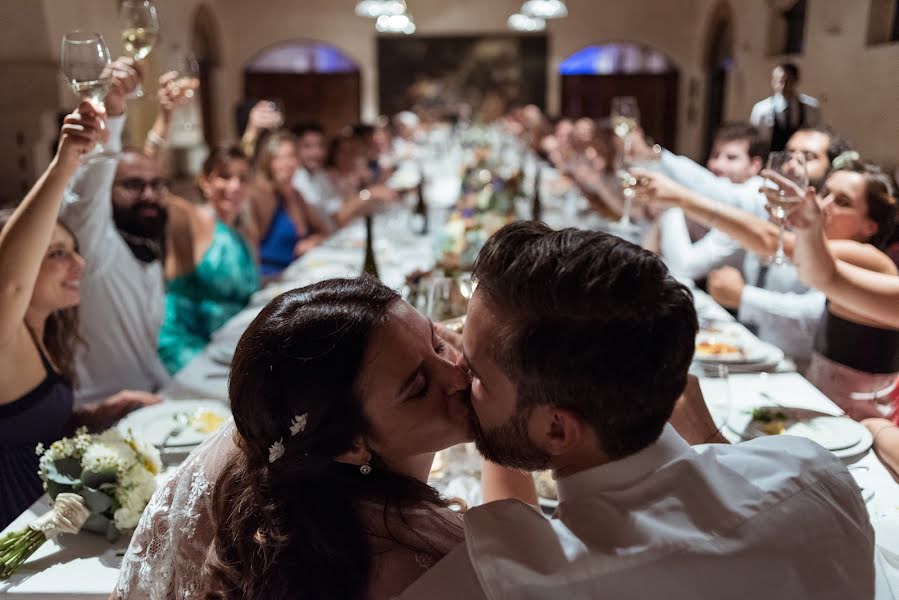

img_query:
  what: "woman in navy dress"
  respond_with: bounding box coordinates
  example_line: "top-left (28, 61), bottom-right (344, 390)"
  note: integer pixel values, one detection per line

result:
top-left (0, 102), bottom-right (158, 529)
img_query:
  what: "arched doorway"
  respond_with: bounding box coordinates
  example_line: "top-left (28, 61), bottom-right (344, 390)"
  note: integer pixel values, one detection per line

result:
top-left (192, 3), bottom-right (223, 148)
top-left (243, 40), bottom-right (361, 135)
top-left (559, 42), bottom-right (679, 150)
top-left (702, 3), bottom-right (734, 159)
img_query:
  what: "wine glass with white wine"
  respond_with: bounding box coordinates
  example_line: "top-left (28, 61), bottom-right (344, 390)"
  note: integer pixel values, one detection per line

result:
top-left (763, 151), bottom-right (808, 265)
top-left (610, 96), bottom-right (641, 232)
top-left (120, 0), bottom-right (159, 98)
top-left (60, 32), bottom-right (116, 162)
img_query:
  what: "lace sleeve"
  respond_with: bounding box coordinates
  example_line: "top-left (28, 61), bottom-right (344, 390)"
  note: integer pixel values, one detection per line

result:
top-left (114, 423), bottom-right (236, 599)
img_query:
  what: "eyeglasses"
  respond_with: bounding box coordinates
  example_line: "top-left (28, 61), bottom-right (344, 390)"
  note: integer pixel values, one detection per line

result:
top-left (114, 177), bottom-right (168, 194)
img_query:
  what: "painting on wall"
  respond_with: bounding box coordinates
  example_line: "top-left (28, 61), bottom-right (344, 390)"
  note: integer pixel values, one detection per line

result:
top-left (377, 34), bottom-right (547, 119)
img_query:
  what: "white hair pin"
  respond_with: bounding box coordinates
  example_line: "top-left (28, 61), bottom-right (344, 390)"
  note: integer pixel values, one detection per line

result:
top-left (269, 438), bottom-right (285, 463)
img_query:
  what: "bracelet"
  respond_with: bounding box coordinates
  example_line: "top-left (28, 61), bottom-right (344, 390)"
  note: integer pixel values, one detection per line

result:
top-left (147, 130), bottom-right (169, 149)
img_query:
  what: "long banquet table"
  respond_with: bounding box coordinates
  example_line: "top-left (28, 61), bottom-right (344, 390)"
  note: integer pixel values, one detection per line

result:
top-left (3, 205), bottom-right (898, 599)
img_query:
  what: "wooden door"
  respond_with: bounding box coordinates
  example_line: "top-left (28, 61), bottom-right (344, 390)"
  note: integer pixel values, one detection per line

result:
top-left (244, 72), bottom-right (361, 135)
top-left (560, 73), bottom-right (679, 150)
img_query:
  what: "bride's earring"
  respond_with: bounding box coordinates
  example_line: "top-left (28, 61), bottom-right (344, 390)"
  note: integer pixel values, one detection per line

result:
top-left (359, 462), bottom-right (372, 476)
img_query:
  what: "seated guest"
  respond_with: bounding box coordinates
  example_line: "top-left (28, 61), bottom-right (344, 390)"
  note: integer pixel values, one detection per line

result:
top-left (0, 105), bottom-right (159, 529)
top-left (251, 130), bottom-right (330, 278)
top-left (290, 121), bottom-right (343, 228)
top-left (787, 180), bottom-right (899, 466)
top-left (399, 221), bottom-right (874, 599)
top-left (323, 132), bottom-right (398, 228)
top-left (59, 58), bottom-right (172, 404)
top-left (636, 159), bottom-right (898, 419)
top-left (656, 128), bottom-right (851, 366)
top-left (157, 147), bottom-right (260, 374)
top-left (116, 277), bottom-right (473, 599)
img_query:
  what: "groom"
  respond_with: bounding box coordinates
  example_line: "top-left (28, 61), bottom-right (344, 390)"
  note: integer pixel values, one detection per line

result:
top-left (400, 221), bottom-right (874, 599)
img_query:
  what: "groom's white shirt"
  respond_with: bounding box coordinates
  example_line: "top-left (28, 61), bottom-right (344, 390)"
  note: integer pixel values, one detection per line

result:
top-left (397, 425), bottom-right (874, 600)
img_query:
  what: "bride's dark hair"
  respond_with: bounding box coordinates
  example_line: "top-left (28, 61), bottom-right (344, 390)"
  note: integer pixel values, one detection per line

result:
top-left (203, 277), bottom-right (457, 599)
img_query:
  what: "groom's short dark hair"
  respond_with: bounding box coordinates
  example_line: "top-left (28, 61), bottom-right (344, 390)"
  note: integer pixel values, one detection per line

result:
top-left (472, 221), bottom-right (698, 459)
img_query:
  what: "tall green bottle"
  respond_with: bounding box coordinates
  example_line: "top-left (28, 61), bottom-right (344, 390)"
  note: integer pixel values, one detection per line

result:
top-left (362, 214), bottom-right (380, 280)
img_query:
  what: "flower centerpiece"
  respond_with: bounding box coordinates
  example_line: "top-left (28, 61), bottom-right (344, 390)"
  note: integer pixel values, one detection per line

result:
top-left (0, 428), bottom-right (160, 580)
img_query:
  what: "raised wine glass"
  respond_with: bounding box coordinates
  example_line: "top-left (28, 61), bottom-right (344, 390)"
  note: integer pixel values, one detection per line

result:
top-left (60, 32), bottom-right (116, 162)
top-left (165, 49), bottom-right (201, 134)
top-left (610, 96), bottom-right (641, 232)
top-left (119, 0), bottom-right (159, 98)
top-left (763, 151), bottom-right (808, 265)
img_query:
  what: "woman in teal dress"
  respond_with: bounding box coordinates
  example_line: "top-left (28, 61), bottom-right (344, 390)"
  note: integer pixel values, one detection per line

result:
top-left (159, 147), bottom-right (260, 374)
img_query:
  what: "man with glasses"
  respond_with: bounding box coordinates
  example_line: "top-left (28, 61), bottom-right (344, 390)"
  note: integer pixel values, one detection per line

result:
top-left (60, 58), bottom-right (171, 404)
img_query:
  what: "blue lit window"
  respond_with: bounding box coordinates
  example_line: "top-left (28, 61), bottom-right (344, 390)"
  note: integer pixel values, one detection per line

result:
top-left (246, 41), bottom-right (358, 73)
top-left (560, 43), bottom-right (674, 75)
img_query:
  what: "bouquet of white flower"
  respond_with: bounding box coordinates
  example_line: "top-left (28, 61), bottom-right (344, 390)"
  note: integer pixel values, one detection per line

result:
top-left (0, 428), bottom-right (160, 580)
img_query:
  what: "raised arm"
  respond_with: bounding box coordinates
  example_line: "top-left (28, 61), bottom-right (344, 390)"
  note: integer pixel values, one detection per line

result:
top-left (789, 191), bottom-right (899, 329)
top-left (143, 70), bottom-right (195, 163)
top-left (59, 58), bottom-right (142, 264)
top-left (0, 104), bottom-right (102, 348)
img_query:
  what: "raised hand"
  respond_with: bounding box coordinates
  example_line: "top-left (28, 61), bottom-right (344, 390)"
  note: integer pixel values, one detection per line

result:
top-left (56, 101), bottom-right (107, 173)
top-left (103, 57), bottom-right (144, 116)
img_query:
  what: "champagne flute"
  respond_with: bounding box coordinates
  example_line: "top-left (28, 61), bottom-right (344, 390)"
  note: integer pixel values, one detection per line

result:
top-left (166, 49), bottom-right (201, 134)
top-left (610, 96), bottom-right (641, 230)
top-left (763, 151), bottom-right (808, 265)
top-left (120, 0), bottom-right (159, 98)
top-left (60, 32), bottom-right (116, 162)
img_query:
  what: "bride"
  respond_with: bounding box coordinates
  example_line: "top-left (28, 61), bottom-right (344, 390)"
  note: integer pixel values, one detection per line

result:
top-left (114, 277), bottom-right (472, 599)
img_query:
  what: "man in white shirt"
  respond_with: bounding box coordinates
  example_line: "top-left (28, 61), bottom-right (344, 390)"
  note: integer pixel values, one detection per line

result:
top-left (400, 222), bottom-right (874, 599)
top-left (60, 59), bottom-right (171, 404)
top-left (750, 62), bottom-right (821, 152)
top-left (658, 126), bottom-right (851, 365)
top-left (290, 122), bottom-right (343, 229)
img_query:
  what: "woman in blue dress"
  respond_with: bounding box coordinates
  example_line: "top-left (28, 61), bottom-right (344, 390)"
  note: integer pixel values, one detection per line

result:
top-left (0, 103), bottom-right (159, 529)
top-left (251, 130), bottom-right (330, 278)
top-left (158, 147), bottom-right (262, 374)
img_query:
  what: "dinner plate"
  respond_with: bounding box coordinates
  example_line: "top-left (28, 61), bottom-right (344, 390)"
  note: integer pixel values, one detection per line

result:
top-left (117, 400), bottom-right (230, 448)
top-left (735, 407), bottom-right (871, 454)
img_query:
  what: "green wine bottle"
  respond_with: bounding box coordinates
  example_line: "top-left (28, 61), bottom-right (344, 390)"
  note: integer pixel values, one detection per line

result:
top-left (531, 163), bottom-right (543, 221)
top-left (414, 176), bottom-right (429, 235)
top-left (362, 214), bottom-right (380, 279)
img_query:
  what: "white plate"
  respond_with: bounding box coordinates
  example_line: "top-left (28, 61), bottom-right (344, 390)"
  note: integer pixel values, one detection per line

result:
top-left (737, 407), bottom-right (871, 454)
top-left (117, 400), bottom-right (230, 448)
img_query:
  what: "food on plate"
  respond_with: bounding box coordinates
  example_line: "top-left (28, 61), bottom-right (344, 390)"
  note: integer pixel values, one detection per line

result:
top-left (695, 340), bottom-right (744, 358)
top-left (534, 471), bottom-right (557, 500)
top-left (750, 407), bottom-right (790, 435)
top-left (190, 409), bottom-right (226, 434)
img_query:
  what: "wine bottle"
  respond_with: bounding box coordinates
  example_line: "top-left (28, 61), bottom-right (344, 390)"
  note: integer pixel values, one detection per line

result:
top-left (414, 176), bottom-right (429, 235)
top-left (362, 214), bottom-right (380, 280)
top-left (532, 162), bottom-right (543, 221)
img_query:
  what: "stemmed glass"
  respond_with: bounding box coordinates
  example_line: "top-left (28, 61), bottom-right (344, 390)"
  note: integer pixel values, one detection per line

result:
top-left (166, 49), bottom-right (201, 134)
top-left (119, 0), bottom-right (159, 98)
top-left (60, 32), bottom-right (116, 162)
top-left (610, 96), bottom-right (641, 231)
top-left (763, 151), bottom-right (808, 265)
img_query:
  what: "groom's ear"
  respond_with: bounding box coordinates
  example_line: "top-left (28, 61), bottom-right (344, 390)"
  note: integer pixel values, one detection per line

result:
top-left (531, 405), bottom-right (583, 457)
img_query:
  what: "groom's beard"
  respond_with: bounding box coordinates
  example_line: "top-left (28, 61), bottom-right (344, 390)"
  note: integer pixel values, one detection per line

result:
top-left (465, 397), bottom-right (552, 471)
top-left (113, 202), bottom-right (168, 263)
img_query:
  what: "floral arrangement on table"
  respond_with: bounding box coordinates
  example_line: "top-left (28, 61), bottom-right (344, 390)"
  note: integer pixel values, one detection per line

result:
top-left (434, 161), bottom-right (525, 271)
top-left (0, 428), bottom-right (160, 580)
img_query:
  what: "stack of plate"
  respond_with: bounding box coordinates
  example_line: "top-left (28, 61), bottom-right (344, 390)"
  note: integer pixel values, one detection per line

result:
top-left (694, 326), bottom-right (785, 374)
top-left (117, 400), bottom-right (231, 463)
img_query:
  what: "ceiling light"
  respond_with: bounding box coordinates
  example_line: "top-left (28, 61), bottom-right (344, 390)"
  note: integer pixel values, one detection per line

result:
top-left (376, 13), bottom-right (416, 34)
top-left (355, 0), bottom-right (407, 18)
top-left (508, 13), bottom-right (546, 31)
top-left (521, 0), bottom-right (568, 19)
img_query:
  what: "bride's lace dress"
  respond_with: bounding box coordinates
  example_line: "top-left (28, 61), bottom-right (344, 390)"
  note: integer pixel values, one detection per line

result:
top-left (114, 422), bottom-right (465, 599)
